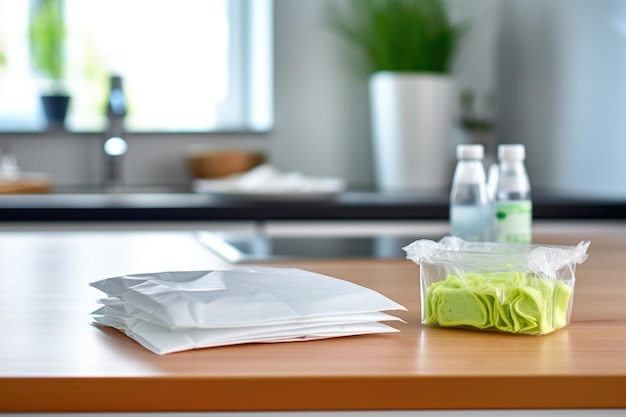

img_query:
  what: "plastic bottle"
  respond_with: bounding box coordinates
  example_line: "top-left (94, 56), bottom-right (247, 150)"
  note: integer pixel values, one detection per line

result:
top-left (449, 144), bottom-right (492, 241)
top-left (495, 144), bottom-right (532, 243)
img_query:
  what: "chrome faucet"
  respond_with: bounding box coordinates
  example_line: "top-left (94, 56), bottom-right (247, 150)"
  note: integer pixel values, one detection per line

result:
top-left (103, 75), bottom-right (128, 190)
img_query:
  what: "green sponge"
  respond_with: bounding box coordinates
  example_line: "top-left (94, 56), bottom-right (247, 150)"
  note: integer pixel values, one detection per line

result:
top-left (510, 286), bottom-right (542, 333)
top-left (552, 280), bottom-right (573, 329)
top-left (423, 272), bottom-right (572, 335)
top-left (433, 286), bottom-right (490, 329)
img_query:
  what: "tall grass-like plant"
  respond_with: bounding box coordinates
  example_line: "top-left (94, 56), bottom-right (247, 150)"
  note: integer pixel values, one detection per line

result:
top-left (325, 0), bottom-right (467, 76)
top-left (28, 0), bottom-right (67, 92)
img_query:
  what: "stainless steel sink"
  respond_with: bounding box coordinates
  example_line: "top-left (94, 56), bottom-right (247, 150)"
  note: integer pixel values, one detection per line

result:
top-left (52, 185), bottom-right (191, 194)
top-left (0, 185), bottom-right (208, 208)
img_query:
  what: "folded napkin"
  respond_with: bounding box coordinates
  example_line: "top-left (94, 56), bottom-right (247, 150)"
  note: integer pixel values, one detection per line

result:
top-left (192, 164), bottom-right (345, 195)
top-left (91, 267), bottom-right (406, 354)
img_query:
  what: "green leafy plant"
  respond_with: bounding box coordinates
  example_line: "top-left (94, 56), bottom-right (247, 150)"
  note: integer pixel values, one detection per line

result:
top-left (325, 0), bottom-right (467, 76)
top-left (28, 0), bottom-right (67, 92)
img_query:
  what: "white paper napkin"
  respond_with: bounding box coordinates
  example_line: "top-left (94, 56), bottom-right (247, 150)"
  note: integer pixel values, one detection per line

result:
top-left (90, 267), bottom-right (407, 354)
top-left (93, 308), bottom-right (402, 354)
top-left (191, 164), bottom-right (346, 196)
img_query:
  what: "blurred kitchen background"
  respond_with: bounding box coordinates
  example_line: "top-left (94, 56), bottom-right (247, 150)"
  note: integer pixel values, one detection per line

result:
top-left (0, 0), bottom-right (624, 198)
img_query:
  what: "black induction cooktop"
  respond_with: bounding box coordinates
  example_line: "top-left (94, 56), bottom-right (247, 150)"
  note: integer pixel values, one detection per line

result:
top-left (196, 231), bottom-right (436, 263)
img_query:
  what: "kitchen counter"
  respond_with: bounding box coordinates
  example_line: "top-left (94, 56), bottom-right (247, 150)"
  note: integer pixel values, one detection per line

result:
top-left (1, 222), bottom-right (625, 412)
top-left (1, 190), bottom-right (625, 222)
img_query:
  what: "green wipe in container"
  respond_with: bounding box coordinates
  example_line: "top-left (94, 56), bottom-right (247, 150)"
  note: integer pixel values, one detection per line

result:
top-left (404, 237), bottom-right (590, 335)
top-left (424, 273), bottom-right (571, 334)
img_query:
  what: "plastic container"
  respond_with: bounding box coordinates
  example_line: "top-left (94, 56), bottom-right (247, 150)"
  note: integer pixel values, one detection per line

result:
top-left (450, 144), bottom-right (492, 241)
top-left (404, 236), bottom-right (590, 335)
top-left (496, 144), bottom-right (532, 243)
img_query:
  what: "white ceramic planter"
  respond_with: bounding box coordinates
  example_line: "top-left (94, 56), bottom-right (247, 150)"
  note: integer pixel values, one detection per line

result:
top-left (369, 72), bottom-right (455, 192)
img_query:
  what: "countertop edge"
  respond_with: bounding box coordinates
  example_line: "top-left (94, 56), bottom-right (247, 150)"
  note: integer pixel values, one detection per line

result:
top-left (2, 191), bottom-right (626, 221)
top-left (2, 374), bottom-right (625, 412)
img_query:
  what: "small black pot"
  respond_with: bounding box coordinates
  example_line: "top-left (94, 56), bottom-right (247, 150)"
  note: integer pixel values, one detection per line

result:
top-left (41, 95), bottom-right (70, 129)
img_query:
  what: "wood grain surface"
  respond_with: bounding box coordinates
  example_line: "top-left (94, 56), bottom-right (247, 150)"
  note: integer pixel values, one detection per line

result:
top-left (0, 222), bottom-right (625, 412)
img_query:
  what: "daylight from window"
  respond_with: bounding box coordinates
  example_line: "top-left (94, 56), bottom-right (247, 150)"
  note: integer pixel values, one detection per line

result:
top-left (0, 0), bottom-right (271, 132)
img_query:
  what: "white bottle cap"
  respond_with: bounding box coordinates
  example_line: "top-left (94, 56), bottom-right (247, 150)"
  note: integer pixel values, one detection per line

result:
top-left (498, 144), bottom-right (526, 161)
top-left (457, 144), bottom-right (484, 160)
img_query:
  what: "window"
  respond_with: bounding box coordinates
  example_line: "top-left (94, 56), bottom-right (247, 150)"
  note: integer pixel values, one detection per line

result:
top-left (0, 0), bottom-right (272, 133)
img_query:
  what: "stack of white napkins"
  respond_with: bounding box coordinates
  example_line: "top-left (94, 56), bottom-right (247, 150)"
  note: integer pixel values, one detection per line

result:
top-left (90, 267), bottom-right (406, 354)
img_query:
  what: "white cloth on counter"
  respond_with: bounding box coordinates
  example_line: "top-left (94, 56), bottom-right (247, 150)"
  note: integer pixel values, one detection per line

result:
top-left (191, 164), bottom-right (345, 196)
top-left (90, 267), bottom-right (406, 354)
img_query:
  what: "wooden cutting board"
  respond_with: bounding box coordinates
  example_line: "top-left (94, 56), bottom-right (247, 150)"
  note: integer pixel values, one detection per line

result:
top-left (0, 179), bottom-right (51, 194)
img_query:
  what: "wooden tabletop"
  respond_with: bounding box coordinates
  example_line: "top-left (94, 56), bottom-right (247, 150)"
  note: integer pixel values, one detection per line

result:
top-left (1, 222), bottom-right (625, 412)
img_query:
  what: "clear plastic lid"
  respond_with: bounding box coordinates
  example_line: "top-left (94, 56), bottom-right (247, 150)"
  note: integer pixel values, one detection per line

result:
top-left (457, 144), bottom-right (484, 160)
top-left (498, 144), bottom-right (526, 162)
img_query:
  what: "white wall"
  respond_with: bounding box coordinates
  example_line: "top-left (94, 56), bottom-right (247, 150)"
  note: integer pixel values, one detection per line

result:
top-left (498, 0), bottom-right (626, 197)
top-left (0, 0), bottom-right (499, 190)
top-left (271, 0), bottom-right (373, 186)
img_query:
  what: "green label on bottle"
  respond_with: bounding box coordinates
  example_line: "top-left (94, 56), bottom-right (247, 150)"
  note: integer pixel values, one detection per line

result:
top-left (496, 200), bottom-right (532, 243)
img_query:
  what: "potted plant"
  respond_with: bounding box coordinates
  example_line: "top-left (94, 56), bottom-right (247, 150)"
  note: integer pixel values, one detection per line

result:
top-left (28, 0), bottom-right (70, 129)
top-left (326, 0), bottom-right (467, 192)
